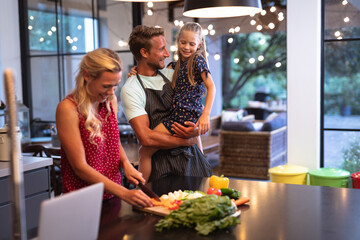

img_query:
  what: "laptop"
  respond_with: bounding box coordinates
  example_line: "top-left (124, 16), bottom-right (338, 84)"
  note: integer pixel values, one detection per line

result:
top-left (36, 183), bottom-right (104, 240)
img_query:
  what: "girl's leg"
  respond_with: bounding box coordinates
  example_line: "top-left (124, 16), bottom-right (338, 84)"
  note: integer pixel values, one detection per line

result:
top-left (138, 123), bottom-right (171, 182)
top-left (138, 146), bottom-right (157, 182)
top-left (196, 135), bottom-right (203, 153)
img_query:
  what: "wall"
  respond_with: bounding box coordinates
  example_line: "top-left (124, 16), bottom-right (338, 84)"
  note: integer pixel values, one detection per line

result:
top-left (287, 0), bottom-right (321, 169)
top-left (0, 0), bottom-right (22, 103)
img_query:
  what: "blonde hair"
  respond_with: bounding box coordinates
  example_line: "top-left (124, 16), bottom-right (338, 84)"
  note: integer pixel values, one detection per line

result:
top-left (172, 22), bottom-right (208, 88)
top-left (71, 48), bottom-right (122, 144)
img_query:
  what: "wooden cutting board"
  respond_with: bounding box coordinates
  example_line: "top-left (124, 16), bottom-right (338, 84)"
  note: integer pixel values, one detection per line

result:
top-left (133, 205), bottom-right (170, 217)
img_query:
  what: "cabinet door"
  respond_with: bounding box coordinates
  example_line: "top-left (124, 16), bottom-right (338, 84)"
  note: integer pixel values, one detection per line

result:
top-left (0, 192), bottom-right (49, 240)
top-left (0, 167), bottom-right (51, 240)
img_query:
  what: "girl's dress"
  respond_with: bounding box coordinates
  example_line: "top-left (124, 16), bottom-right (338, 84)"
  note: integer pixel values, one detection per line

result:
top-left (163, 54), bottom-right (210, 134)
top-left (61, 96), bottom-right (122, 200)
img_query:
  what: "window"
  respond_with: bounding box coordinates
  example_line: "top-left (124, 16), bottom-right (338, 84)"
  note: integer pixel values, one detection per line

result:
top-left (321, 0), bottom-right (360, 172)
top-left (221, 31), bottom-right (287, 110)
top-left (20, 0), bottom-right (135, 135)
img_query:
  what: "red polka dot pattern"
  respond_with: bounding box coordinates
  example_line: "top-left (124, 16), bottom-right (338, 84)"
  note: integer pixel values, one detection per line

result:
top-left (61, 97), bottom-right (121, 200)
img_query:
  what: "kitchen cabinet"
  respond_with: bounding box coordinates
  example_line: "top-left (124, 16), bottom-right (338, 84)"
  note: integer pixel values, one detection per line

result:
top-left (0, 156), bottom-right (52, 240)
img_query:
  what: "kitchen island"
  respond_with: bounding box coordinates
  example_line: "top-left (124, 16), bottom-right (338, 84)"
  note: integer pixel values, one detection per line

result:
top-left (98, 175), bottom-right (360, 240)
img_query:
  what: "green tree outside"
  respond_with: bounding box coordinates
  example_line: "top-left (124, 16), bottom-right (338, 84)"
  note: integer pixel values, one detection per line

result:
top-left (221, 31), bottom-right (287, 109)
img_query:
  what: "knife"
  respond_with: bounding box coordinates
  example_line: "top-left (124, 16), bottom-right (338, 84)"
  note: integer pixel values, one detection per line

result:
top-left (138, 182), bottom-right (161, 202)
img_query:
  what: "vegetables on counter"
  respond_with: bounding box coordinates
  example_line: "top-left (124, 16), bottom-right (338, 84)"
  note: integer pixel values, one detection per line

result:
top-left (153, 188), bottom-right (248, 210)
top-left (206, 187), bottom-right (222, 196)
top-left (160, 190), bottom-right (205, 202)
top-left (232, 197), bottom-right (250, 206)
top-left (152, 190), bottom-right (205, 210)
top-left (220, 188), bottom-right (241, 199)
top-left (155, 195), bottom-right (240, 235)
top-left (209, 174), bottom-right (229, 189)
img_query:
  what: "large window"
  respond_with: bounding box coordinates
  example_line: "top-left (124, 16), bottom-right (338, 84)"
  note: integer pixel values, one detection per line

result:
top-left (20, 0), bottom-right (135, 133)
top-left (322, 0), bottom-right (360, 172)
top-left (221, 31), bottom-right (287, 109)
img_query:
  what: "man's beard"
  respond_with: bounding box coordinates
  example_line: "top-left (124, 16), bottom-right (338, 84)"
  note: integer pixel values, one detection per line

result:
top-left (147, 60), bottom-right (164, 70)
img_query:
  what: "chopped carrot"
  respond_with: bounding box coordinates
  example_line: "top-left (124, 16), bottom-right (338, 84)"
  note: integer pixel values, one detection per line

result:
top-left (151, 198), bottom-right (164, 206)
top-left (150, 198), bottom-right (183, 210)
top-left (233, 197), bottom-right (250, 206)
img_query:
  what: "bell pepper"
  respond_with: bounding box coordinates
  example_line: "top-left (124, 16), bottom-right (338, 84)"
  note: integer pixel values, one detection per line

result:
top-left (168, 200), bottom-right (183, 210)
top-left (209, 174), bottom-right (229, 189)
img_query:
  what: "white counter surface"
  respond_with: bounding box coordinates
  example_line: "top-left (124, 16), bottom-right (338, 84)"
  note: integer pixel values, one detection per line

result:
top-left (0, 156), bottom-right (53, 178)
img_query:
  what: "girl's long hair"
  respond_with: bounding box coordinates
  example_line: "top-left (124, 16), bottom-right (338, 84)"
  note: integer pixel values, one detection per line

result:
top-left (71, 48), bottom-right (122, 144)
top-left (172, 22), bottom-right (208, 88)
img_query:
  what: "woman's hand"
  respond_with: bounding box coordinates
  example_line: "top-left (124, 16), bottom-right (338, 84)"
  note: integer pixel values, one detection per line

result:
top-left (121, 189), bottom-right (153, 207)
top-left (127, 66), bottom-right (137, 77)
top-left (195, 114), bottom-right (210, 135)
top-left (123, 161), bottom-right (146, 185)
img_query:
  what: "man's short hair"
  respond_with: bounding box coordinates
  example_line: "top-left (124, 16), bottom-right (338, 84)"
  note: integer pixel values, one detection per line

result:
top-left (128, 25), bottom-right (165, 61)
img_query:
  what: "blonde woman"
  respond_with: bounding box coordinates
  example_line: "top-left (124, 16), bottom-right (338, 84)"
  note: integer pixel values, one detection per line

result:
top-left (56, 48), bottom-right (153, 207)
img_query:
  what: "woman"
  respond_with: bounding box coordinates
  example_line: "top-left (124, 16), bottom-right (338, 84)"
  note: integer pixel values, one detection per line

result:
top-left (56, 48), bottom-right (152, 207)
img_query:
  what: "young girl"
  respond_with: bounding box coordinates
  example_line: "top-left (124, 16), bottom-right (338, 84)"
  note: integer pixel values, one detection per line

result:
top-left (138, 22), bottom-right (216, 181)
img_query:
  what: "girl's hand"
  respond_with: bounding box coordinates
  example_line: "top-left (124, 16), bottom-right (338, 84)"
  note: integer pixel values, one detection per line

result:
top-left (121, 189), bottom-right (153, 207)
top-left (123, 161), bottom-right (146, 185)
top-left (127, 66), bottom-right (138, 77)
top-left (195, 114), bottom-right (210, 135)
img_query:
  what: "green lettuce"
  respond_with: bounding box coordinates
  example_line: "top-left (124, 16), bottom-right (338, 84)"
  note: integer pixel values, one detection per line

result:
top-left (155, 195), bottom-right (240, 235)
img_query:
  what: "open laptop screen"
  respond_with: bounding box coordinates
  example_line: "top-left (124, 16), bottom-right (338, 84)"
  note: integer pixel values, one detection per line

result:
top-left (37, 183), bottom-right (104, 240)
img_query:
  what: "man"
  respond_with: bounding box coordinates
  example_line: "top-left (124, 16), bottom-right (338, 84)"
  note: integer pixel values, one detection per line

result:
top-left (121, 25), bottom-right (212, 182)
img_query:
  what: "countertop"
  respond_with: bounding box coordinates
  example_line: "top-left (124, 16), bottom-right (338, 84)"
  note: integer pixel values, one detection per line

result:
top-left (98, 175), bottom-right (360, 240)
top-left (0, 156), bottom-right (53, 178)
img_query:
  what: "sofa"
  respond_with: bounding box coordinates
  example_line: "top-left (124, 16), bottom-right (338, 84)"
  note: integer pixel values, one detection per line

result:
top-left (218, 111), bottom-right (287, 180)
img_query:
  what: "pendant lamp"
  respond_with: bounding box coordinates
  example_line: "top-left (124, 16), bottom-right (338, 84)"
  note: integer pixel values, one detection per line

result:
top-left (183, 0), bottom-right (262, 18)
top-left (114, 0), bottom-right (179, 2)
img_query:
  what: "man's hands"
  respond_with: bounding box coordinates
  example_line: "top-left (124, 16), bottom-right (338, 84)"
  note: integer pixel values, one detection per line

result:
top-left (172, 121), bottom-right (199, 138)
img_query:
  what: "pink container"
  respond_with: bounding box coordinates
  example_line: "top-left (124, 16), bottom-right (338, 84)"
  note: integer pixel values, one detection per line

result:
top-left (351, 172), bottom-right (360, 189)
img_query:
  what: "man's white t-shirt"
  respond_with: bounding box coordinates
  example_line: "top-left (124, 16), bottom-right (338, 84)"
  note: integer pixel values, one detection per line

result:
top-left (120, 68), bottom-right (174, 122)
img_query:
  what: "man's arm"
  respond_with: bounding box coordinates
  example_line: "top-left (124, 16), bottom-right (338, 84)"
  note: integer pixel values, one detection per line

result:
top-left (130, 114), bottom-right (196, 149)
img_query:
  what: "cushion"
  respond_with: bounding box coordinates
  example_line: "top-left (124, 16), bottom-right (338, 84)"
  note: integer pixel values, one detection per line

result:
top-left (260, 112), bottom-right (286, 131)
top-left (221, 109), bottom-right (244, 124)
top-left (252, 122), bottom-right (264, 131)
top-left (221, 121), bottom-right (255, 132)
top-left (241, 114), bottom-right (255, 122)
top-left (265, 112), bottom-right (278, 121)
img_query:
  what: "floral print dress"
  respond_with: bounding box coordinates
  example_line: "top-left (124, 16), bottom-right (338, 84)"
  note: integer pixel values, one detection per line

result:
top-left (163, 54), bottom-right (210, 134)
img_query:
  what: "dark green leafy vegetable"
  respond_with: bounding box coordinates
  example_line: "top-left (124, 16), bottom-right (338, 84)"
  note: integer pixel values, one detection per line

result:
top-left (155, 195), bottom-right (240, 235)
top-left (220, 188), bottom-right (241, 199)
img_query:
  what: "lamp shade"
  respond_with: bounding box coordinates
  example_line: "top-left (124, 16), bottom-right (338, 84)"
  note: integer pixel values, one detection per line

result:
top-left (114, 0), bottom-right (179, 2)
top-left (183, 0), bottom-right (262, 18)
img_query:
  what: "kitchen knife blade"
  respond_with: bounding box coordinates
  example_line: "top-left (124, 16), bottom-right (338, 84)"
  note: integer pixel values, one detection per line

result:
top-left (138, 182), bottom-right (161, 201)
